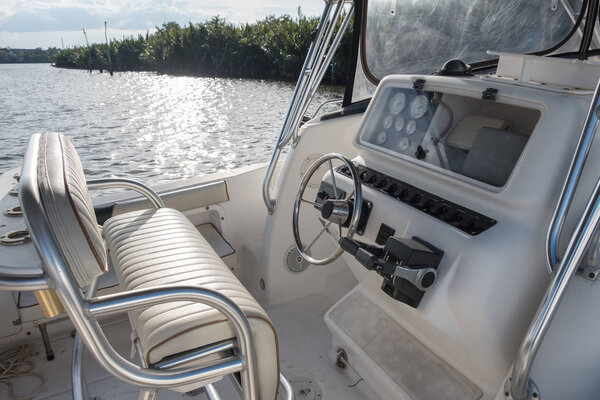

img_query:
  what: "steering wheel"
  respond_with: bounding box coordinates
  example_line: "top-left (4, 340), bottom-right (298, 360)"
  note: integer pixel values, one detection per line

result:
top-left (293, 153), bottom-right (362, 265)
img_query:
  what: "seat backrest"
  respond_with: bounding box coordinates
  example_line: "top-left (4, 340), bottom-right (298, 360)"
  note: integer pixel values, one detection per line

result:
top-left (36, 132), bottom-right (107, 287)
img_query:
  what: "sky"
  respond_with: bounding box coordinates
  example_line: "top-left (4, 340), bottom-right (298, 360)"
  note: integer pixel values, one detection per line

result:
top-left (0, 0), bottom-right (323, 49)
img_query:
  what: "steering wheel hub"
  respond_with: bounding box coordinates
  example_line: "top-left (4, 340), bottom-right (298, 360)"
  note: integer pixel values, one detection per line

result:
top-left (320, 199), bottom-right (350, 225)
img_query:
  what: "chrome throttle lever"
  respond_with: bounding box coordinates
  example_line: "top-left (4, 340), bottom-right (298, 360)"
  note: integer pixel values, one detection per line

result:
top-left (338, 236), bottom-right (438, 291)
top-left (393, 265), bottom-right (437, 291)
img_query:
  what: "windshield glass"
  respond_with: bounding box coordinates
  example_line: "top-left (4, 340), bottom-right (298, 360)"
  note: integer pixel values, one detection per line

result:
top-left (364, 0), bottom-right (584, 80)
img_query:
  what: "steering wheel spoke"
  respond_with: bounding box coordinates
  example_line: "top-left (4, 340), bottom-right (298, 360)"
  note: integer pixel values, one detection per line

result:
top-left (343, 189), bottom-right (355, 206)
top-left (301, 198), bottom-right (322, 209)
top-left (305, 220), bottom-right (333, 253)
top-left (328, 160), bottom-right (340, 199)
top-left (293, 153), bottom-right (362, 265)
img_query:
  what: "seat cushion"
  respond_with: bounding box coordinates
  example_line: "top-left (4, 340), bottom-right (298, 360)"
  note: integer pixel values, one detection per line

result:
top-left (37, 132), bottom-right (107, 287)
top-left (103, 208), bottom-right (279, 399)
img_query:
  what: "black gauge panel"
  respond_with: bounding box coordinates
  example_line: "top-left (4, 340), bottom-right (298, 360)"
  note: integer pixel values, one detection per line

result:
top-left (337, 164), bottom-right (496, 236)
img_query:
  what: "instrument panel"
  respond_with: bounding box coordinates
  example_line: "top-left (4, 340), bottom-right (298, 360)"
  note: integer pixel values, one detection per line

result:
top-left (356, 78), bottom-right (540, 188)
top-left (366, 88), bottom-right (439, 158)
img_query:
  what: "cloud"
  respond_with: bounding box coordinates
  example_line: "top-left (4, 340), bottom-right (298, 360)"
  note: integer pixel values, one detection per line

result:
top-left (0, 0), bottom-right (323, 47)
top-left (0, 28), bottom-right (158, 49)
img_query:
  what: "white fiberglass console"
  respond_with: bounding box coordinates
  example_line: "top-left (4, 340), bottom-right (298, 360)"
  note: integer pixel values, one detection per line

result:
top-left (325, 72), bottom-right (598, 398)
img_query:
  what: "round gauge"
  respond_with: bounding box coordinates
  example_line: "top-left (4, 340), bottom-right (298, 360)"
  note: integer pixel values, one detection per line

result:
top-left (406, 119), bottom-right (417, 135)
top-left (383, 115), bottom-right (394, 130)
top-left (394, 116), bottom-right (405, 132)
top-left (389, 92), bottom-right (407, 114)
top-left (374, 131), bottom-right (388, 145)
top-left (410, 95), bottom-right (429, 119)
top-left (398, 137), bottom-right (410, 152)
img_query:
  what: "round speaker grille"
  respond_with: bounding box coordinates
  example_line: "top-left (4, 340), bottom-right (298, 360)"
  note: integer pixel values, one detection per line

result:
top-left (285, 245), bottom-right (309, 273)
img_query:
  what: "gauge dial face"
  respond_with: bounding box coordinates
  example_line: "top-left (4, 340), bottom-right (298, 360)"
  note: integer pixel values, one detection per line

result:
top-left (383, 115), bottom-right (394, 130)
top-left (406, 119), bottom-right (417, 135)
top-left (375, 131), bottom-right (388, 145)
top-left (399, 137), bottom-right (410, 152)
top-left (394, 116), bottom-right (405, 132)
top-left (389, 92), bottom-right (407, 114)
top-left (410, 95), bottom-right (429, 119)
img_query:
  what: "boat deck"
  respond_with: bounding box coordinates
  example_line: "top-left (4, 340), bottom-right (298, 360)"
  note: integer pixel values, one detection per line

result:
top-left (0, 293), bottom-right (372, 400)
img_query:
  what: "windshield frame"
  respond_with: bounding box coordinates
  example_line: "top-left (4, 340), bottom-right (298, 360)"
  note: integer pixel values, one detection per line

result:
top-left (357, 0), bottom-right (591, 87)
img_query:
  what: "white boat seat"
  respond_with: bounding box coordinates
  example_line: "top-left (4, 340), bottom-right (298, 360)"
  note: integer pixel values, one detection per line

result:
top-left (103, 207), bottom-right (279, 398)
top-left (22, 132), bottom-right (279, 399)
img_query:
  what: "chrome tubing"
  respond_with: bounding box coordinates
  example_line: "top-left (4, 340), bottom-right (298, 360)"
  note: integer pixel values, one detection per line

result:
top-left (300, 4), bottom-right (354, 137)
top-left (511, 176), bottom-right (600, 400)
top-left (72, 277), bottom-right (99, 400)
top-left (87, 178), bottom-right (165, 209)
top-left (279, 1), bottom-right (333, 147)
top-left (286, 1), bottom-right (347, 145)
top-left (311, 98), bottom-right (343, 119)
top-left (72, 334), bottom-right (91, 400)
top-left (547, 78), bottom-right (600, 270)
top-left (85, 286), bottom-right (257, 398)
top-left (153, 340), bottom-right (237, 370)
top-left (0, 275), bottom-right (48, 291)
top-left (279, 373), bottom-right (295, 400)
top-left (262, 0), bottom-right (353, 213)
top-left (206, 384), bottom-right (222, 400)
top-left (19, 136), bottom-right (257, 400)
top-left (262, 1), bottom-right (333, 213)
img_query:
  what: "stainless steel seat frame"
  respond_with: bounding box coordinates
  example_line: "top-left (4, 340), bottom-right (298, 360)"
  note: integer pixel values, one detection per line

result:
top-left (15, 134), bottom-right (282, 400)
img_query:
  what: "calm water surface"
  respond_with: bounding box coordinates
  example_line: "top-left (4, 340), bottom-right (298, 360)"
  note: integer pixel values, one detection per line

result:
top-left (0, 64), bottom-right (342, 184)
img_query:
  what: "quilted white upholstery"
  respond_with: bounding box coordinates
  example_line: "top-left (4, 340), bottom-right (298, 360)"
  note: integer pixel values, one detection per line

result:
top-left (37, 132), bottom-right (107, 287)
top-left (104, 208), bottom-right (279, 399)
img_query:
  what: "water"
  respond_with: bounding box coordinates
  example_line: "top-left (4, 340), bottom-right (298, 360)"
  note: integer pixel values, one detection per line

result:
top-left (0, 64), bottom-right (342, 185)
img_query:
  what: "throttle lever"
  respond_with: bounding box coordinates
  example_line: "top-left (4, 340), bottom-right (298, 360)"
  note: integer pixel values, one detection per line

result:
top-left (393, 265), bottom-right (437, 291)
top-left (339, 237), bottom-right (386, 271)
top-left (339, 236), bottom-right (437, 291)
top-left (339, 237), bottom-right (384, 257)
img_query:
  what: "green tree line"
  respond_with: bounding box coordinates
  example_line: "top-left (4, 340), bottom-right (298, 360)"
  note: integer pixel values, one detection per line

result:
top-left (0, 47), bottom-right (60, 63)
top-left (53, 13), bottom-right (353, 85)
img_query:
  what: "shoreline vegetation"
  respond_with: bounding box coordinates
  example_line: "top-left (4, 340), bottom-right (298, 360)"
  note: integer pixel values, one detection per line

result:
top-left (0, 48), bottom-right (59, 63)
top-left (49, 12), bottom-right (352, 85)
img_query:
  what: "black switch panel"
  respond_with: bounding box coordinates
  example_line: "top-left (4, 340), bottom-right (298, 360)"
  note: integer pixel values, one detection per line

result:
top-left (337, 164), bottom-right (496, 235)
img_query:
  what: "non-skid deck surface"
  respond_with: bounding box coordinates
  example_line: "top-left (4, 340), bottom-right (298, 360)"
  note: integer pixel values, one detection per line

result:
top-left (328, 290), bottom-right (483, 400)
top-left (1, 294), bottom-right (370, 400)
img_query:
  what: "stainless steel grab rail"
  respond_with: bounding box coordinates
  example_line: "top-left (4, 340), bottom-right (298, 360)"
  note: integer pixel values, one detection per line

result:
top-left (511, 79), bottom-right (600, 400)
top-left (510, 174), bottom-right (600, 399)
top-left (262, 0), bottom-right (354, 213)
top-left (87, 178), bottom-right (165, 209)
top-left (311, 98), bottom-right (343, 120)
top-left (546, 78), bottom-right (600, 270)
